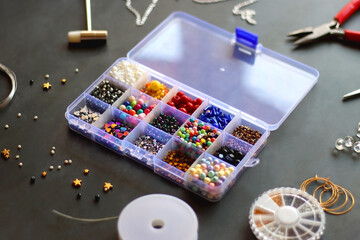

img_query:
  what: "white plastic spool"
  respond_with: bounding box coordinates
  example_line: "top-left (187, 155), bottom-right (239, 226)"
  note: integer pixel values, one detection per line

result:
top-left (118, 194), bottom-right (198, 240)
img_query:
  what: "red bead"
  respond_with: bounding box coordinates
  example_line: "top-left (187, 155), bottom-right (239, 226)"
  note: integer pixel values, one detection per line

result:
top-left (128, 110), bottom-right (136, 116)
top-left (167, 101), bottom-right (175, 107)
top-left (179, 107), bottom-right (187, 113)
top-left (148, 105), bottom-right (155, 110)
top-left (144, 109), bottom-right (151, 115)
top-left (176, 91), bottom-right (185, 97)
top-left (186, 102), bottom-right (194, 112)
top-left (134, 104), bottom-right (141, 111)
top-left (180, 95), bottom-right (189, 103)
top-left (122, 109), bottom-right (129, 114)
top-left (195, 98), bottom-right (202, 105)
top-left (172, 95), bottom-right (181, 105)
top-left (193, 104), bottom-right (200, 111)
top-left (211, 138), bottom-right (216, 142)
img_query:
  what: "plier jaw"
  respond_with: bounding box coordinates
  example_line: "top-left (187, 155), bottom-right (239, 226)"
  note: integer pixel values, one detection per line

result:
top-left (287, 20), bottom-right (341, 46)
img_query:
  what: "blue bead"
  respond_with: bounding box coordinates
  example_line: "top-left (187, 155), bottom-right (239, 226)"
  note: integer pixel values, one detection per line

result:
top-left (123, 101), bottom-right (130, 106)
top-left (141, 103), bottom-right (148, 110)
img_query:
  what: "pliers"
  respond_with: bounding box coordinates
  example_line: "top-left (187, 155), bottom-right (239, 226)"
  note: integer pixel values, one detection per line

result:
top-left (287, 0), bottom-right (360, 45)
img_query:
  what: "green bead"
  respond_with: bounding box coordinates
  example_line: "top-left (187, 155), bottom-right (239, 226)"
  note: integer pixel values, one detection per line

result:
top-left (137, 109), bottom-right (144, 114)
top-left (207, 141), bottom-right (212, 146)
top-left (199, 122), bottom-right (204, 127)
top-left (177, 131), bottom-right (182, 136)
top-left (180, 127), bottom-right (185, 132)
top-left (130, 101), bottom-right (137, 107)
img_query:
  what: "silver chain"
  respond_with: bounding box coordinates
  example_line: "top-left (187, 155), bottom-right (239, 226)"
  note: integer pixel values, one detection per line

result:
top-left (232, 0), bottom-right (258, 25)
top-left (193, 0), bottom-right (258, 25)
top-left (125, 0), bottom-right (158, 26)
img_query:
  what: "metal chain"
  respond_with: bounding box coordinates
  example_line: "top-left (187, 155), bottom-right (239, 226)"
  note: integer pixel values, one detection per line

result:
top-left (125, 0), bottom-right (158, 26)
top-left (232, 0), bottom-right (258, 25)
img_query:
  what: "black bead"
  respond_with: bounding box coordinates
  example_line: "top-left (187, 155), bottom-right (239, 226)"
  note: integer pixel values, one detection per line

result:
top-left (77, 193), bottom-right (82, 200)
top-left (30, 79), bottom-right (34, 85)
top-left (94, 194), bottom-right (100, 202)
top-left (30, 176), bottom-right (36, 184)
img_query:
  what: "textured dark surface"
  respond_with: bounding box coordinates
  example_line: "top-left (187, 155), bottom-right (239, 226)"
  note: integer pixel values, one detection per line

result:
top-left (1, 0), bottom-right (360, 239)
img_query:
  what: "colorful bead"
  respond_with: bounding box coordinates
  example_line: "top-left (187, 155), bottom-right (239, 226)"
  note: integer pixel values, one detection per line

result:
top-left (119, 95), bottom-right (156, 119)
top-left (103, 119), bottom-right (134, 140)
top-left (133, 135), bottom-right (165, 155)
top-left (167, 91), bottom-right (202, 115)
top-left (232, 125), bottom-right (262, 145)
top-left (163, 150), bottom-right (196, 172)
top-left (140, 80), bottom-right (169, 100)
top-left (91, 80), bottom-right (125, 104)
top-left (214, 146), bottom-right (245, 166)
top-left (150, 113), bottom-right (181, 134)
top-left (177, 118), bottom-right (220, 150)
top-left (198, 105), bottom-right (233, 130)
top-left (188, 156), bottom-right (234, 186)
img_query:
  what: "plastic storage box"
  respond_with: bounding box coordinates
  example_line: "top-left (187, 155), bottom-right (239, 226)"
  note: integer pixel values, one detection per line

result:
top-left (65, 12), bottom-right (318, 201)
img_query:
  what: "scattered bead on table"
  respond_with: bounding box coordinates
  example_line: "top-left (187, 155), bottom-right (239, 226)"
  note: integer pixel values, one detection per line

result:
top-left (83, 169), bottom-right (90, 175)
top-left (150, 112), bottom-right (181, 135)
top-left (43, 82), bottom-right (52, 90)
top-left (73, 106), bottom-right (101, 124)
top-left (119, 95), bottom-right (156, 120)
top-left (73, 178), bottom-right (82, 187)
top-left (61, 78), bottom-right (67, 84)
top-left (1, 149), bottom-right (10, 159)
top-left (103, 182), bottom-right (113, 192)
top-left (108, 60), bottom-right (145, 86)
top-left (214, 146), bottom-right (245, 166)
top-left (4, 124), bottom-right (9, 129)
top-left (17, 113), bottom-right (21, 118)
top-left (198, 105), bottom-right (233, 130)
top-left (18, 162), bottom-right (23, 167)
top-left (42, 171), bottom-right (47, 177)
top-left (188, 156), bottom-right (235, 186)
top-left (77, 193), bottom-right (82, 200)
top-left (30, 176), bottom-right (36, 184)
top-left (33, 116), bottom-right (38, 120)
top-left (140, 80), bottom-right (169, 100)
top-left (168, 91), bottom-right (202, 114)
top-left (94, 194), bottom-right (101, 202)
top-left (177, 118), bottom-right (219, 150)
top-left (91, 80), bottom-right (125, 104)
top-left (133, 135), bottom-right (165, 155)
top-left (30, 79), bottom-right (34, 85)
top-left (232, 125), bottom-right (262, 145)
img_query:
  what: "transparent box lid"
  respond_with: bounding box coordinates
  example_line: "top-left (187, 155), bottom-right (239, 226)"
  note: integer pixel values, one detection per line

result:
top-left (128, 12), bottom-right (318, 130)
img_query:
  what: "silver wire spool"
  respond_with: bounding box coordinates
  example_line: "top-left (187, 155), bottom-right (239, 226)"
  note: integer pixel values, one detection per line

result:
top-left (0, 63), bottom-right (17, 110)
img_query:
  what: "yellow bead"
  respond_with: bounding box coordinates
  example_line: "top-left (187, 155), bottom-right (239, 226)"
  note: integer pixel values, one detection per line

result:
top-left (196, 169), bottom-right (203, 175)
top-left (204, 177), bottom-right (211, 184)
top-left (189, 168), bottom-right (196, 175)
top-left (224, 170), bottom-right (231, 177)
top-left (218, 170), bottom-right (224, 177)
top-left (228, 167), bottom-right (234, 173)
top-left (196, 142), bottom-right (200, 146)
top-left (200, 138), bottom-right (206, 144)
top-left (195, 164), bottom-right (201, 169)
top-left (148, 80), bottom-right (162, 91)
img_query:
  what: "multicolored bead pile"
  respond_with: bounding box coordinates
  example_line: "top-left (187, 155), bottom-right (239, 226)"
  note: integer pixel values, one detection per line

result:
top-left (232, 125), bottom-right (262, 145)
top-left (118, 95), bottom-right (156, 120)
top-left (167, 91), bottom-right (202, 114)
top-left (103, 119), bottom-right (133, 140)
top-left (150, 113), bottom-right (181, 134)
top-left (91, 80), bottom-right (125, 104)
top-left (108, 60), bottom-right (146, 86)
top-left (73, 106), bottom-right (101, 124)
top-left (133, 135), bottom-right (165, 155)
top-left (199, 105), bottom-right (233, 130)
top-left (177, 118), bottom-right (220, 150)
top-left (214, 146), bottom-right (245, 166)
top-left (163, 150), bottom-right (195, 172)
top-left (140, 80), bottom-right (169, 100)
top-left (189, 156), bottom-right (234, 186)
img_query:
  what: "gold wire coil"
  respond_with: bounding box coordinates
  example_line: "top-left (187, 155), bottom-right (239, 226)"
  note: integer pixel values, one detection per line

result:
top-left (300, 175), bottom-right (355, 215)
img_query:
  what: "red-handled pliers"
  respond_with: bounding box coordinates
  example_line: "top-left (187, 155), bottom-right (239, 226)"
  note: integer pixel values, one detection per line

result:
top-left (287, 0), bottom-right (360, 45)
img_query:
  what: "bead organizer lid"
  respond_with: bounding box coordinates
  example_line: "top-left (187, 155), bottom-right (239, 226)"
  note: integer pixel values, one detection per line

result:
top-left (128, 12), bottom-right (319, 130)
top-left (249, 187), bottom-right (325, 240)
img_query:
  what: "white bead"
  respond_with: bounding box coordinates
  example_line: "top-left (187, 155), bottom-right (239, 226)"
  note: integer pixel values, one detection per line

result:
top-left (335, 138), bottom-right (345, 151)
top-left (344, 136), bottom-right (354, 148)
top-left (354, 141), bottom-right (360, 153)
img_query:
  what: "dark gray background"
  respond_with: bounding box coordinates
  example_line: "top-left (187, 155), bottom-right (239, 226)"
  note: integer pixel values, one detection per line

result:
top-left (1, 0), bottom-right (360, 239)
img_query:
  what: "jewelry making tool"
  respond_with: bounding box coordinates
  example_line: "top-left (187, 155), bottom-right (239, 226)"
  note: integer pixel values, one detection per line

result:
top-left (287, 0), bottom-right (360, 45)
top-left (0, 63), bottom-right (17, 110)
top-left (343, 88), bottom-right (360, 101)
top-left (125, 0), bottom-right (158, 26)
top-left (68, 0), bottom-right (108, 43)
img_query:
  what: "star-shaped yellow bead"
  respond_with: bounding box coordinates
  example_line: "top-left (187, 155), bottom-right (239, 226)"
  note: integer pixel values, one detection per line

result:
top-left (43, 82), bottom-right (52, 90)
top-left (42, 171), bottom-right (47, 177)
top-left (73, 178), bottom-right (82, 187)
top-left (103, 182), bottom-right (113, 192)
top-left (83, 169), bottom-right (90, 175)
top-left (1, 149), bottom-right (10, 159)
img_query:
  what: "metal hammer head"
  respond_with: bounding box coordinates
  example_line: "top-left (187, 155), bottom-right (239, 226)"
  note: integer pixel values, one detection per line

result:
top-left (68, 30), bottom-right (108, 43)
